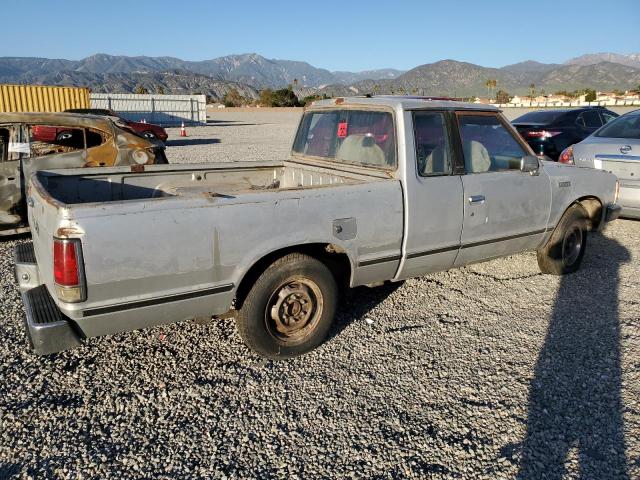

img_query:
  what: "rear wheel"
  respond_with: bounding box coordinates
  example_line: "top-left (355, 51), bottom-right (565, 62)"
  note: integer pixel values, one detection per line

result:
top-left (236, 253), bottom-right (338, 359)
top-left (537, 204), bottom-right (588, 275)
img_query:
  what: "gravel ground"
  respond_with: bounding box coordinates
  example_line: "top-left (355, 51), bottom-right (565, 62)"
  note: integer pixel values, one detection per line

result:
top-left (0, 109), bottom-right (639, 479)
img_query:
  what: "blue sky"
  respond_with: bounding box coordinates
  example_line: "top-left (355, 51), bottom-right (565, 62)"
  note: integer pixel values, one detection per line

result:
top-left (2, 0), bottom-right (638, 71)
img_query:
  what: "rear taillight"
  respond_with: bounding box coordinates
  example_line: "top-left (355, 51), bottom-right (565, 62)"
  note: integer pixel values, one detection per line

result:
top-left (558, 146), bottom-right (575, 165)
top-left (526, 130), bottom-right (562, 139)
top-left (53, 238), bottom-right (86, 302)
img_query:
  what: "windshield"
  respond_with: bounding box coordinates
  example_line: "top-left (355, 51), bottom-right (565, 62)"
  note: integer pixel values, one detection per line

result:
top-left (292, 109), bottom-right (396, 169)
top-left (513, 111), bottom-right (566, 124)
top-left (594, 112), bottom-right (640, 139)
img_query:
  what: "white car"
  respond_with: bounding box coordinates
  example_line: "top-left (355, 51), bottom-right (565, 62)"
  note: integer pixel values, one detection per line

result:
top-left (560, 109), bottom-right (640, 218)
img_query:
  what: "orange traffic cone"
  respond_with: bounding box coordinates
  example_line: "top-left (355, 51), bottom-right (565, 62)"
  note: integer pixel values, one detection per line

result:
top-left (180, 122), bottom-right (187, 137)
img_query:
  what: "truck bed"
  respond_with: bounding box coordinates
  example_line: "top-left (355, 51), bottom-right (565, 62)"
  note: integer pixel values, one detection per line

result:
top-left (36, 160), bottom-right (378, 206)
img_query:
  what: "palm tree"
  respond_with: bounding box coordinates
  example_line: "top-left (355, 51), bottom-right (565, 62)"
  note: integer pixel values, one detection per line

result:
top-left (486, 79), bottom-right (497, 99)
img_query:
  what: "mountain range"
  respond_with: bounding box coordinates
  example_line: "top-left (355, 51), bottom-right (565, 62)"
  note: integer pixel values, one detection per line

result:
top-left (0, 52), bottom-right (638, 100)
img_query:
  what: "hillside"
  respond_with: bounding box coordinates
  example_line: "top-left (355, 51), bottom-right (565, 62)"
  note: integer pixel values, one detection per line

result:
top-left (1, 52), bottom-right (639, 98)
top-left (317, 59), bottom-right (640, 98)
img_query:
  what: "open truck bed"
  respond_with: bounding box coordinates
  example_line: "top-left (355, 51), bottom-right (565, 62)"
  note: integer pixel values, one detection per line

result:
top-left (21, 159), bottom-right (404, 354)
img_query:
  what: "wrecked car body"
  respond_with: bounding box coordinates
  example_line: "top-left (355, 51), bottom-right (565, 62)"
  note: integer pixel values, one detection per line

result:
top-left (0, 112), bottom-right (167, 235)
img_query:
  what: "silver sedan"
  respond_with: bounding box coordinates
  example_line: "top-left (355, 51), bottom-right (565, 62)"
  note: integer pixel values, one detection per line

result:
top-left (559, 109), bottom-right (640, 219)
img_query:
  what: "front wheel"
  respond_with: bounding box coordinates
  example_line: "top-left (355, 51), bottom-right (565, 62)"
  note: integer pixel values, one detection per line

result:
top-left (537, 204), bottom-right (588, 275)
top-left (236, 253), bottom-right (338, 359)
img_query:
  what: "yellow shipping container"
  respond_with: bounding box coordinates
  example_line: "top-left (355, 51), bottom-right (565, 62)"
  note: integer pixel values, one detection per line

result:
top-left (0, 84), bottom-right (90, 113)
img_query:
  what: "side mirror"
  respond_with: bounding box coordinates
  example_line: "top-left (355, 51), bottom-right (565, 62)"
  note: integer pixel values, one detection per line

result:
top-left (520, 155), bottom-right (540, 175)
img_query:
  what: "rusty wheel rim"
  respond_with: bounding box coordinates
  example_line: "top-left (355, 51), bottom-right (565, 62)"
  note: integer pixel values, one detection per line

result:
top-left (563, 225), bottom-right (583, 266)
top-left (265, 277), bottom-right (323, 343)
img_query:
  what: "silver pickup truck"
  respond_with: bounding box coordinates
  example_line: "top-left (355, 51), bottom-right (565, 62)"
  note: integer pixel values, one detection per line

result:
top-left (15, 96), bottom-right (621, 358)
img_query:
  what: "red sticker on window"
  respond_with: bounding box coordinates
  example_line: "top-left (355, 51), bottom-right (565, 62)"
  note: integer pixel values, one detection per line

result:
top-left (337, 121), bottom-right (348, 138)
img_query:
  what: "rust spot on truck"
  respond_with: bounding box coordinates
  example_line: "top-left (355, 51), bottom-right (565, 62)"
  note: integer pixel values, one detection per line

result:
top-left (55, 227), bottom-right (81, 238)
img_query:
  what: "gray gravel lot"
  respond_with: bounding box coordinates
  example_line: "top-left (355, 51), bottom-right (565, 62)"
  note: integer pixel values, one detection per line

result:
top-left (1, 109), bottom-right (639, 479)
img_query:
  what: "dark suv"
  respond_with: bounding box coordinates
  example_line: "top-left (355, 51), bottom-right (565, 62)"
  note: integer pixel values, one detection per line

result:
top-left (512, 107), bottom-right (618, 160)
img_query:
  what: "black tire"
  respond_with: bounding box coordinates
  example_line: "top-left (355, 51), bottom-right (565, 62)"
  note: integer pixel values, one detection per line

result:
top-left (537, 204), bottom-right (588, 275)
top-left (236, 253), bottom-right (338, 359)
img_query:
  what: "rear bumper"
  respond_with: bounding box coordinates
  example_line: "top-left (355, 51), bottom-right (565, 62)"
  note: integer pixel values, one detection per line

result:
top-left (15, 243), bottom-right (82, 355)
top-left (620, 206), bottom-right (640, 219)
top-left (21, 285), bottom-right (82, 355)
top-left (619, 183), bottom-right (640, 219)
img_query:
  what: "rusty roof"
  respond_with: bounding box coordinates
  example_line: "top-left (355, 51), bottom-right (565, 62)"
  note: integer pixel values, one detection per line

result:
top-left (0, 111), bottom-right (115, 128)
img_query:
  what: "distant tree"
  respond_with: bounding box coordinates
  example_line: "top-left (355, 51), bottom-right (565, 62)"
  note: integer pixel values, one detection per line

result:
top-left (529, 83), bottom-right (536, 99)
top-left (134, 85), bottom-right (149, 95)
top-left (223, 88), bottom-right (250, 107)
top-left (495, 90), bottom-right (512, 104)
top-left (258, 86), bottom-right (301, 107)
top-left (293, 78), bottom-right (299, 87)
top-left (157, 86), bottom-right (165, 95)
top-left (584, 89), bottom-right (597, 102)
top-left (485, 79), bottom-right (497, 98)
top-left (300, 94), bottom-right (323, 106)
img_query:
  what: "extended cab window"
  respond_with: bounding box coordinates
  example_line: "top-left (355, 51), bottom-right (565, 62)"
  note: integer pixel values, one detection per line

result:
top-left (293, 110), bottom-right (396, 168)
top-left (458, 114), bottom-right (526, 173)
top-left (413, 111), bottom-right (452, 176)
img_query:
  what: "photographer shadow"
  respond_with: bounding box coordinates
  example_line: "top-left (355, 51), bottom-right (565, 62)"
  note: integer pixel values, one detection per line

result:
top-left (517, 233), bottom-right (630, 479)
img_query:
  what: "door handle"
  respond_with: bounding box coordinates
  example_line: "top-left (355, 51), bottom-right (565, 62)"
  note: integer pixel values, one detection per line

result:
top-left (468, 195), bottom-right (485, 205)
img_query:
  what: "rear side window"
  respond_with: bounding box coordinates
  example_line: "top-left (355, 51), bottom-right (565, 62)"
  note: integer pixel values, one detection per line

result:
top-left (601, 112), bottom-right (618, 124)
top-left (458, 114), bottom-right (526, 173)
top-left (293, 110), bottom-right (396, 168)
top-left (27, 125), bottom-right (110, 158)
top-left (577, 111), bottom-right (602, 128)
top-left (595, 113), bottom-right (640, 139)
top-left (29, 125), bottom-right (85, 158)
top-left (413, 111), bottom-right (452, 176)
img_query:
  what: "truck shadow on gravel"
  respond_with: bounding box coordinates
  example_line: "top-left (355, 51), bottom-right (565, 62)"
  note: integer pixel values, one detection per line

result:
top-left (165, 138), bottom-right (221, 147)
top-left (516, 233), bottom-right (630, 479)
top-left (327, 282), bottom-right (404, 342)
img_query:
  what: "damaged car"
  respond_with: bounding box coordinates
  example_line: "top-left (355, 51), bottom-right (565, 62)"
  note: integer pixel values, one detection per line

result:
top-left (0, 112), bottom-right (168, 235)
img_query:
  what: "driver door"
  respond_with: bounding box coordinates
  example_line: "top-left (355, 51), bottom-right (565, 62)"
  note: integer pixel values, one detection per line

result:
top-left (455, 112), bottom-right (552, 266)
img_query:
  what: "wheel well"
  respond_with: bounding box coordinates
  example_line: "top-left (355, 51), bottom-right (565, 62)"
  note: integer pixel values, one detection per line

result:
top-left (233, 244), bottom-right (352, 310)
top-left (575, 196), bottom-right (603, 230)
